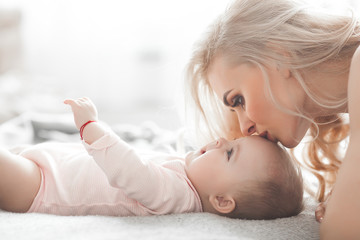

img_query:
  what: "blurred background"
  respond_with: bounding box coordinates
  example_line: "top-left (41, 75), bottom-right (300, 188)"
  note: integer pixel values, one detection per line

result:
top-left (0, 0), bottom-right (359, 130)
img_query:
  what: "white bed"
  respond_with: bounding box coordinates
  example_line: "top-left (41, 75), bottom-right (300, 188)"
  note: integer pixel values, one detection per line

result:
top-left (0, 113), bottom-right (320, 240)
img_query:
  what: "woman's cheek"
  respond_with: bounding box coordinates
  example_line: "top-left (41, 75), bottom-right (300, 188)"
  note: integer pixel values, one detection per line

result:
top-left (246, 102), bottom-right (269, 124)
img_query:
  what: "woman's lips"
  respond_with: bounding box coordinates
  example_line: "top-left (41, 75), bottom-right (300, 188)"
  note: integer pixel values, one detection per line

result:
top-left (260, 131), bottom-right (276, 142)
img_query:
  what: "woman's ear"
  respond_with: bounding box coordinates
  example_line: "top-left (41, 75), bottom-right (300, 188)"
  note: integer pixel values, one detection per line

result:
top-left (209, 195), bottom-right (236, 214)
top-left (277, 64), bottom-right (291, 79)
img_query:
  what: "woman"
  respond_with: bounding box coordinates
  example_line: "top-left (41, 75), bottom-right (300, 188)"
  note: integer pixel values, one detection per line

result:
top-left (185, 0), bottom-right (360, 238)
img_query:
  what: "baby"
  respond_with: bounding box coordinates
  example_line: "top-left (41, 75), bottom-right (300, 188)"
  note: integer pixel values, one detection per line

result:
top-left (0, 98), bottom-right (303, 220)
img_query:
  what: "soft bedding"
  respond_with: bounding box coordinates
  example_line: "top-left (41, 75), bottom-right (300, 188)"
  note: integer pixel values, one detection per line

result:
top-left (0, 113), bottom-right (320, 240)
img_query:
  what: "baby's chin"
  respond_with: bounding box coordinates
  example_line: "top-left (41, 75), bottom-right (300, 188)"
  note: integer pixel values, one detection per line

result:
top-left (184, 151), bottom-right (195, 165)
top-left (184, 150), bottom-right (201, 166)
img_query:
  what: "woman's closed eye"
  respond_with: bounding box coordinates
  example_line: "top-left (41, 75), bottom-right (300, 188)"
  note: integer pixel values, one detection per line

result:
top-left (227, 148), bottom-right (233, 161)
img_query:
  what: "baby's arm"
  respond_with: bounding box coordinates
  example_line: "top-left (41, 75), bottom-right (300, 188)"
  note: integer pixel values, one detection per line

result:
top-left (84, 132), bottom-right (197, 214)
top-left (64, 97), bottom-right (105, 144)
top-left (65, 97), bottom-right (197, 214)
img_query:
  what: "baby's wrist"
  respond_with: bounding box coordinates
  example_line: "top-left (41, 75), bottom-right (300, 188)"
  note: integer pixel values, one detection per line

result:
top-left (81, 121), bottom-right (106, 145)
top-left (80, 120), bottom-right (96, 139)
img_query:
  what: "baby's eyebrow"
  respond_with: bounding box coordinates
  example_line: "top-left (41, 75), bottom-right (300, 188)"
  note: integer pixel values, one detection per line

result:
top-left (223, 89), bottom-right (233, 106)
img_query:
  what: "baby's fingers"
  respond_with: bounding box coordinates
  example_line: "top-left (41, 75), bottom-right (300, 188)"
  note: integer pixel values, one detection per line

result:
top-left (64, 97), bottom-right (92, 105)
top-left (64, 99), bottom-right (76, 106)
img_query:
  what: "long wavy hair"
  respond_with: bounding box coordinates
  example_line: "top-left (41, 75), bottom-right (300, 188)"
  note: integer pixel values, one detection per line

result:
top-left (185, 0), bottom-right (360, 201)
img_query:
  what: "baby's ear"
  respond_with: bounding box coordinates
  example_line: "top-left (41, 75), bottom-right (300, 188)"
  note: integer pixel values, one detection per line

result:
top-left (209, 195), bottom-right (236, 214)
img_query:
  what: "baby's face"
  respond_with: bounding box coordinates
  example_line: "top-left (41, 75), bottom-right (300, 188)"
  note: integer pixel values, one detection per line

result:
top-left (184, 135), bottom-right (278, 195)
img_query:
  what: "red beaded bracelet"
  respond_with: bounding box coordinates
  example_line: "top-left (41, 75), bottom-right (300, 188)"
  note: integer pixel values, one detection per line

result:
top-left (80, 120), bottom-right (96, 140)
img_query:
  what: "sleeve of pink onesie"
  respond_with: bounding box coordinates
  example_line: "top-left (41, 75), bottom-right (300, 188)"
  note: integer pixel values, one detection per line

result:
top-left (82, 131), bottom-right (199, 214)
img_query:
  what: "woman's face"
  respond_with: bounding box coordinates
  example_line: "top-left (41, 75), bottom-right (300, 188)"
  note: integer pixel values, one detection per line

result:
top-left (208, 56), bottom-right (310, 148)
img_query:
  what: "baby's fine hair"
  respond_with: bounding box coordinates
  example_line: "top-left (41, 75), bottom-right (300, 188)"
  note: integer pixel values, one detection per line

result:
top-left (185, 0), bottom-right (360, 201)
top-left (227, 143), bottom-right (304, 220)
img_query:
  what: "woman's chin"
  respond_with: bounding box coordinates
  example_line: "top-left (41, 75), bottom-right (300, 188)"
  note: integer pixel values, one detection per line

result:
top-left (281, 137), bottom-right (301, 148)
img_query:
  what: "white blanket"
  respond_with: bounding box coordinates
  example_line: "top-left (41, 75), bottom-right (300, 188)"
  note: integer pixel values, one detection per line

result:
top-left (0, 197), bottom-right (319, 240)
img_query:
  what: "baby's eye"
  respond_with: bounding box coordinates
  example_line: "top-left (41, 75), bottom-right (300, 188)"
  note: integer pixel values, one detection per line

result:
top-left (227, 148), bottom-right (233, 161)
top-left (231, 95), bottom-right (245, 109)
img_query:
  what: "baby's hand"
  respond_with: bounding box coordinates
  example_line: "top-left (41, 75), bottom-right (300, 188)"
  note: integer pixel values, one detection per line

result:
top-left (64, 97), bottom-right (98, 130)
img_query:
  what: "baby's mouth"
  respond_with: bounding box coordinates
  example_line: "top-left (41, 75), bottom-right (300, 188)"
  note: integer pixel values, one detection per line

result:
top-left (185, 149), bottom-right (205, 163)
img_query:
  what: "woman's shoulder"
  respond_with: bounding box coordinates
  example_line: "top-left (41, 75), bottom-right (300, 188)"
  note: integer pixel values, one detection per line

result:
top-left (350, 44), bottom-right (360, 81)
top-left (348, 44), bottom-right (360, 135)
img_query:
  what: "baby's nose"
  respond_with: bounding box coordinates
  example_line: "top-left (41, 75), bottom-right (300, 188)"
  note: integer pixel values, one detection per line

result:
top-left (208, 138), bottom-right (226, 149)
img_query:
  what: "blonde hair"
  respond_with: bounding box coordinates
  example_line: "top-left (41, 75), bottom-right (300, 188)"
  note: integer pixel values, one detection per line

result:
top-left (185, 0), bottom-right (360, 201)
top-left (227, 144), bottom-right (304, 220)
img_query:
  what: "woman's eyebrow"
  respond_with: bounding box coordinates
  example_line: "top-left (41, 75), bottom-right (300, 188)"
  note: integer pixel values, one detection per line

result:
top-left (223, 89), bottom-right (233, 106)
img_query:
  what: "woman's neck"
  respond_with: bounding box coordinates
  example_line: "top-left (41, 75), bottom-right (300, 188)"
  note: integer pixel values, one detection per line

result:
top-left (303, 65), bottom-right (349, 118)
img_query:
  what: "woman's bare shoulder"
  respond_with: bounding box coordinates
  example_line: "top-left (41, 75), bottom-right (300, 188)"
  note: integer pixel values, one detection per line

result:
top-left (348, 44), bottom-right (360, 133)
top-left (319, 44), bottom-right (360, 239)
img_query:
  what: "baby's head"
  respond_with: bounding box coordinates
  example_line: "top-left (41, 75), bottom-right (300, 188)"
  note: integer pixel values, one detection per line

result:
top-left (184, 135), bottom-right (303, 220)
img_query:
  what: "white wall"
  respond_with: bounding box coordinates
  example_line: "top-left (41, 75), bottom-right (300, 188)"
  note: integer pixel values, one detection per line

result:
top-left (0, 0), bottom-right (358, 129)
top-left (0, 0), bottom-right (233, 128)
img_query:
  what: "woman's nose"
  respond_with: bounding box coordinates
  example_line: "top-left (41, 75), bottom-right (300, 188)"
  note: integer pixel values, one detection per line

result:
top-left (237, 112), bottom-right (256, 136)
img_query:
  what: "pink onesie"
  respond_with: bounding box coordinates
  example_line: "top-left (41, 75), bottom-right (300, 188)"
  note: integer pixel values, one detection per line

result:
top-left (21, 131), bottom-right (202, 216)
